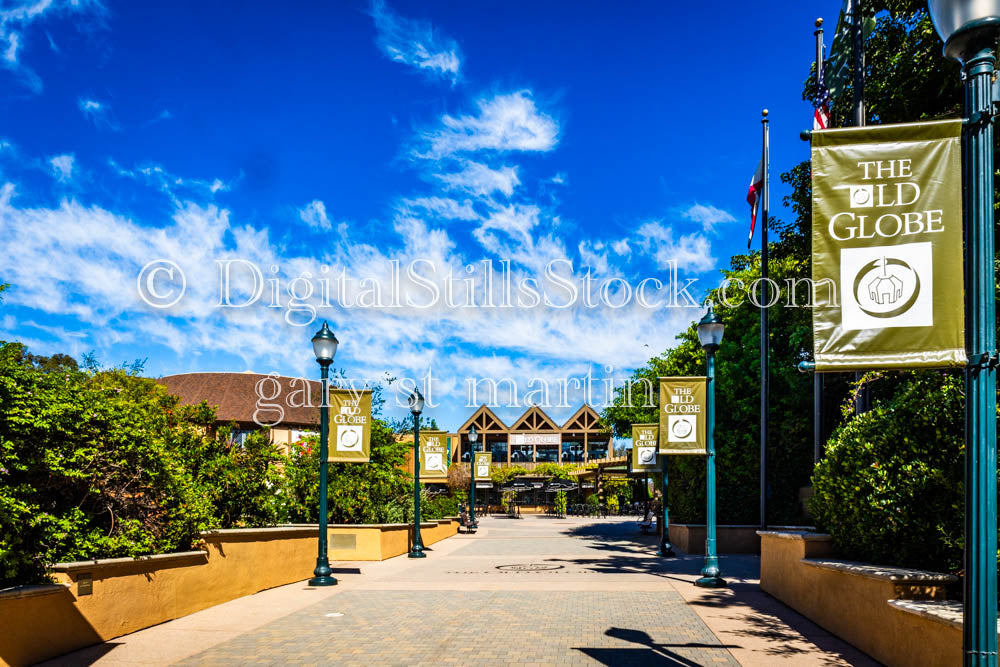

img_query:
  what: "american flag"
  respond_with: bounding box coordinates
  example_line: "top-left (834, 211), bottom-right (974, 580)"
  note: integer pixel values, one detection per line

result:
top-left (814, 64), bottom-right (831, 130)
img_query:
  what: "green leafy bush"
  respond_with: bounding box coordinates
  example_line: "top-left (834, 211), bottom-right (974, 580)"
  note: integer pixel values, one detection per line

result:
top-left (280, 421), bottom-right (411, 525)
top-left (0, 343), bottom-right (218, 586)
top-left (554, 491), bottom-right (567, 516)
top-left (810, 372), bottom-right (965, 573)
top-left (532, 462), bottom-right (580, 479)
top-left (422, 493), bottom-right (458, 520)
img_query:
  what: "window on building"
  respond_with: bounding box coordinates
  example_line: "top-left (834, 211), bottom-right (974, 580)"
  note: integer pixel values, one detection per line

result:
top-left (510, 443), bottom-right (533, 462)
top-left (230, 429), bottom-right (256, 447)
top-left (491, 439), bottom-right (508, 463)
top-left (562, 440), bottom-right (584, 462)
top-left (536, 444), bottom-right (559, 462)
top-left (588, 439), bottom-right (609, 460)
top-left (291, 429), bottom-right (317, 443)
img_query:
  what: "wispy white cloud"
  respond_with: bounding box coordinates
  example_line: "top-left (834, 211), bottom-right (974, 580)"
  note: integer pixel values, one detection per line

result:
top-left (635, 220), bottom-right (714, 273)
top-left (298, 199), bottom-right (331, 231)
top-left (370, 0), bottom-right (461, 84)
top-left (416, 91), bottom-right (558, 159)
top-left (680, 203), bottom-right (736, 232)
top-left (49, 153), bottom-right (74, 182)
top-left (109, 159), bottom-right (231, 203)
top-left (436, 160), bottom-right (519, 198)
top-left (1, 0), bottom-right (106, 93)
top-left (399, 196), bottom-right (477, 221)
top-left (78, 97), bottom-right (120, 130)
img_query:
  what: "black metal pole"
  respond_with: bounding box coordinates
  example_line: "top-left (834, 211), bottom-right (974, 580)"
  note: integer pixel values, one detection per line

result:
top-left (760, 109), bottom-right (769, 531)
top-left (813, 18), bottom-right (826, 466)
top-left (813, 373), bottom-right (824, 464)
top-left (852, 0), bottom-right (865, 127)
top-left (658, 456), bottom-right (674, 557)
top-left (409, 413), bottom-right (426, 558)
top-left (308, 364), bottom-right (336, 586)
top-left (851, 0), bottom-right (872, 417)
top-left (469, 440), bottom-right (477, 528)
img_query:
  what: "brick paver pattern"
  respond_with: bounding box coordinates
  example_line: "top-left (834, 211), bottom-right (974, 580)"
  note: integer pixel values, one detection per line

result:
top-left (179, 519), bottom-right (739, 666)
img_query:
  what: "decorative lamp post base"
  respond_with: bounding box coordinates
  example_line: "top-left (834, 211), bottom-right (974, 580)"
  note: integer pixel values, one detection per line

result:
top-left (694, 575), bottom-right (727, 588)
top-left (657, 545), bottom-right (676, 558)
top-left (308, 560), bottom-right (337, 586)
top-left (408, 548), bottom-right (427, 559)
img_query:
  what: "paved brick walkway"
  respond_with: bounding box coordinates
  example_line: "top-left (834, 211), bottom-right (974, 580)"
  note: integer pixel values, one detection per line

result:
top-left (48, 516), bottom-right (878, 666)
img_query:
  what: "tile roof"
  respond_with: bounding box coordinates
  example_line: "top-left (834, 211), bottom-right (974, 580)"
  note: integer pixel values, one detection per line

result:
top-left (157, 372), bottom-right (322, 427)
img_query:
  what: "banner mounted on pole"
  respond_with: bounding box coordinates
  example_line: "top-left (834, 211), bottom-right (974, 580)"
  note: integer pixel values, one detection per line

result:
top-left (419, 430), bottom-right (450, 482)
top-left (327, 389), bottom-right (372, 463)
top-left (811, 120), bottom-right (965, 370)
top-left (631, 423), bottom-right (661, 472)
top-left (474, 452), bottom-right (492, 481)
top-left (658, 377), bottom-right (707, 455)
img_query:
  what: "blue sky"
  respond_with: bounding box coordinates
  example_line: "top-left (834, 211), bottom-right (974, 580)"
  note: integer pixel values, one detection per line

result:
top-left (0, 0), bottom-right (849, 429)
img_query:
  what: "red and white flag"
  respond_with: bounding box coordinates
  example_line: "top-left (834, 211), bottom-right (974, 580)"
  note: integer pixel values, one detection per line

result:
top-left (746, 158), bottom-right (764, 248)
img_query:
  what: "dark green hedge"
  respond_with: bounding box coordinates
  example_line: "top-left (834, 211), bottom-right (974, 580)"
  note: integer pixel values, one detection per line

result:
top-left (810, 372), bottom-right (965, 573)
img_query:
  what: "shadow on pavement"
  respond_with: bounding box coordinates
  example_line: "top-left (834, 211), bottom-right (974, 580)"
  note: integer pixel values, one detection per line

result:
top-left (574, 626), bottom-right (739, 666)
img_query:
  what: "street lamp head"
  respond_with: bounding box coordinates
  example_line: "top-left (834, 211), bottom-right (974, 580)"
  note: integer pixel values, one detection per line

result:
top-left (697, 302), bottom-right (725, 352)
top-left (469, 425), bottom-right (478, 443)
top-left (927, 0), bottom-right (1000, 61)
top-left (408, 389), bottom-right (425, 416)
top-left (311, 321), bottom-right (339, 366)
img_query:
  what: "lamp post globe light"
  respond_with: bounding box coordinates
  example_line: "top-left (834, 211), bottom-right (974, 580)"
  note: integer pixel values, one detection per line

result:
top-left (409, 389), bottom-right (427, 558)
top-left (308, 321), bottom-right (339, 587)
top-left (927, 2), bottom-right (1000, 663)
top-left (695, 304), bottom-right (726, 588)
top-left (468, 425), bottom-right (479, 529)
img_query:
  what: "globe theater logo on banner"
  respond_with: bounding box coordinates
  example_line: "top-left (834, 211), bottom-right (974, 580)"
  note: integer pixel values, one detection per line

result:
top-left (631, 424), bottom-right (660, 472)
top-left (419, 431), bottom-right (449, 481)
top-left (811, 120), bottom-right (965, 370)
top-left (658, 377), bottom-right (707, 456)
top-left (328, 389), bottom-right (372, 463)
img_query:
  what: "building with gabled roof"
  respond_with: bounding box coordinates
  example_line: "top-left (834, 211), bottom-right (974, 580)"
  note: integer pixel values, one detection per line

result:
top-left (454, 403), bottom-right (611, 469)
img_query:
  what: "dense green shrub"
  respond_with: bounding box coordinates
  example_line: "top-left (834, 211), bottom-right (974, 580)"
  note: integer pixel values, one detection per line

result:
top-left (810, 372), bottom-right (965, 573)
top-left (281, 422), bottom-right (411, 525)
top-left (0, 342), bottom-right (219, 586)
top-left (554, 491), bottom-right (567, 517)
top-left (0, 340), bottom-right (411, 586)
top-left (422, 493), bottom-right (458, 520)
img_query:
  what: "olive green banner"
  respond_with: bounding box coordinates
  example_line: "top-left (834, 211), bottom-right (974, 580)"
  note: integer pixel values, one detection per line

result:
top-left (811, 120), bottom-right (965, 370)
top-left (658, 377), bottom-right (707, 455)
top-left (631, 423), bottom-right (661, 472)
top-left (474, 451), bottom-right (492, 481)
top-left (419, 430), bottom-right (450, 481)
top-left (327, 389), bottom-right (372, 463)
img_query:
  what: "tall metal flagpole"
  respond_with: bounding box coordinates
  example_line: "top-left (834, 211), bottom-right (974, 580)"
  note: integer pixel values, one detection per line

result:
top-left (814, 18), bottom-right (825, 463)
top-left (852, 0), bottom-right (865, 127)
top-left (759, 109), bottom-right (769, 531)
top-left (851, 0), bottom-right (872, 415)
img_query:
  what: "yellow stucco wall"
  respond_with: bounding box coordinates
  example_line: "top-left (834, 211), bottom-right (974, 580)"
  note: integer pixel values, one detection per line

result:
top-left (0, 522), bottom-right (458, 667)
top-left (758, 531), bottom-right (962, 667)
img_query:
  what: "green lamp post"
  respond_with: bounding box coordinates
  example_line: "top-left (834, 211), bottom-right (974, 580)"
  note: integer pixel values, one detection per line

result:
top-left (308, 321), bottom-right (339, 587)
top-left (657, 455), bottom-right (675, 558)
top-left (927, 2), bottom-right (1000, 664)
top-left (695, 304), bottom-right (726, 588)
top-left (468, 425), bottom-right (479, 528)
top-left (408, 389), bottom-right (427, 558)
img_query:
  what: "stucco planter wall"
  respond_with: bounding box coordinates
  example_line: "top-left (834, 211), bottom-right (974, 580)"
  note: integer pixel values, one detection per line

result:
top-left (757, 530), bottom-right (978, 667)
top-left (0, 520), bottom-right (459, 667)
